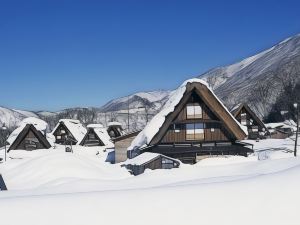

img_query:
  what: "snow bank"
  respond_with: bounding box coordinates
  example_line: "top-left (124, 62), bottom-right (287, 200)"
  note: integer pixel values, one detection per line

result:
top-left (129, 78), bottom-right (247, 150)
top-left (0, 147), bottom-right (130, 190)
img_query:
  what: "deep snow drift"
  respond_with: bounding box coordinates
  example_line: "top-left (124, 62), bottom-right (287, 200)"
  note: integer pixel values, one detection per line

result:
top-left (0, 138), bottom-right (300, 225)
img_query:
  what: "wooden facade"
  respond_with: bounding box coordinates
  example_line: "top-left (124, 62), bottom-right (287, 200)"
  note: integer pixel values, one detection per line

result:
top-left (8, 124), bottom-right (51, 151)
top-left (113, 130), bottom-right (141, 163)
top-left (138, 81), bottom-right (252, 164)
top-left (232, 103), bottom-right (267, 139)
top-left (52, 122), bottom-right (77, 145)
top-left (80, 128), bottom-right (105, 147)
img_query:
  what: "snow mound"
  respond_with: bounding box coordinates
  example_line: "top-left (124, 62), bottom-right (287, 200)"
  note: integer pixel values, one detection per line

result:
top-left (1, 148), bottom-right (130, 190)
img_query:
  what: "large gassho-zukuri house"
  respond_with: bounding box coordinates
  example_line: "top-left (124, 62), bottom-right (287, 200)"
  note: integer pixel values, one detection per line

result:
top-left (52, 119), bottom-right (87, 145)
top-left (128, 79), bottom-right (252, 164)
top-left (231, 103), bottom-right (268, 139)
top-left (80, 124), bottom-right (114, 148)
top-left (7, 117), bottom-right (52, 151)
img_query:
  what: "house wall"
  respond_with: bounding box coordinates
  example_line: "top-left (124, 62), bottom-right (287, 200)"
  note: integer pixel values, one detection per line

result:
top-left (115, 135), bottom-right (137, 163)
top-left (16, 130), bottom-right (45, 150)
top-left (82, 129), bottom-right (104, 147)
top-left (53, 124), bottom-right (77, 145)
top-left (270, 131), bottom-right (290, 139)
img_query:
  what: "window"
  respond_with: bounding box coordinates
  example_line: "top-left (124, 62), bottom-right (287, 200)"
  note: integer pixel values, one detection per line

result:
top-left (186, 123), bottom-right (204, 140)
top-left (241, 113), bottom-right (247, 125)
top-left (251, 126), bottom-right (258, 132)
top-left (249, 119), bottom-right (253, 125)
top-left (211, 128), bottom-right (215, 132)
top-left (89, 133), bottom-right (96, 139)
top-left (162, 158), bottom-right (175, 169)
top-left (186, 103), bottom-right (202, 119)
top-left (25, 139), bottom-right (37, 150)
top-left (174, 124), bottom-right (181, 133)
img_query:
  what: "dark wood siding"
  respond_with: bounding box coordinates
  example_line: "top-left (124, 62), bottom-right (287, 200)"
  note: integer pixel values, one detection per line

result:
top-left (53, 123), bottom-right (77, 145)
top-left (81, 129), bottom-right (104, 147)
top-left (160, 92), bottom-right (234, 144)
top-left (16, 130), bottom-right (46, 150)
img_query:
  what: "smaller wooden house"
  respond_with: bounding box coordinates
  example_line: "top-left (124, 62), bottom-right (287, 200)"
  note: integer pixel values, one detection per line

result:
top-left (122, 152), bottom-right (180, 175)
top-left (52, 119), bottom-right (87, 145)
top-left (231, 103), bottom-right (267, 139)
top-left (113, 130), bottom-right (141, 163)
top-left (80, 124), bottom-right (114, 148)
top-left (266, 121), bottom-right (295, 139)
top-left (107, 122), bottom-right (124, 138)
top-left (7, 123), bottom-right (51, 151)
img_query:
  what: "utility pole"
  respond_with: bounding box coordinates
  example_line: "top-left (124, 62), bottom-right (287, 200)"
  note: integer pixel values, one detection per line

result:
top-left (294, 103), bottom-right (299, 157)
top-left (127, 96), bottom-right (130, 132)
top-left (1, 124), bottom-right (9, 162)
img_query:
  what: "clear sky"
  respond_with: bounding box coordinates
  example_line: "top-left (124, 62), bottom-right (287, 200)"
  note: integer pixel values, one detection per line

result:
top-left (0, 0), bottom-right (299, 111)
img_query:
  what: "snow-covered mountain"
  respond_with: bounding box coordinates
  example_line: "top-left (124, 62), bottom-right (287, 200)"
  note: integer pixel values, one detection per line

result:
top-left (0, 107), bottom-right (38, 128)
top-left (199, 34), bottom-right (300, 117)
top-left (99, 90), bottom-right (171, 112)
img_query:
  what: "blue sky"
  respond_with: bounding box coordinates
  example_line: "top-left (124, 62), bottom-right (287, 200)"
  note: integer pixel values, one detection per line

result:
top-left (0, 0), bottom-right (299, 111)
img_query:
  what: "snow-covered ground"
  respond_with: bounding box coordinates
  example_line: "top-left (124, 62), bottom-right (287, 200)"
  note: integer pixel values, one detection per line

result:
top-left (0, 138), bottom-right (300, 225)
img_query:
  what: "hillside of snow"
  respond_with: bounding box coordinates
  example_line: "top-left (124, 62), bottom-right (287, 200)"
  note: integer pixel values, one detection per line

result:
top-left (0, 107), bottom-right (38, 128)
top-left (199, 34), bottom-right (300, 117)
top-left (99, 90), bottom-right (171, 112)
top-left (0, 139), bottom-right (300, 225)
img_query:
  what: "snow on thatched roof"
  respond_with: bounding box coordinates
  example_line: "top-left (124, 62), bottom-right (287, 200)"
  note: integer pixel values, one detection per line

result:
top-left (128, 78), bottom-right (248, 151)
top-left (52, 119), bottom-right (87, 144)
top-left (108, 121), bottom-right (123, 127)
top-left (86, 124), bottom-right (114, 148)
top-left (7, 117), bottom-right (49, 145)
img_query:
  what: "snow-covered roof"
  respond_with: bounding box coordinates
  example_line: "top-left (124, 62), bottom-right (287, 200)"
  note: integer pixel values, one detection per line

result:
top-left (266, 120), bottom-right (297, 131)
top-left (88, 125), bottom-right (114, 148)
top-left (230, 103), bottom-right (242, 113)
top-left (52, 119), bottom-right (87, 144)
top-left (87, 124), bottom-right (104, 128)
top-left (108, 121), bottom-right (123, 127)
top-left (123, 152), bottom-right (180, 166)
top-left (128, 78), bottom-right (248, 151)
top-left (7, 117), bottom-right (49, 145)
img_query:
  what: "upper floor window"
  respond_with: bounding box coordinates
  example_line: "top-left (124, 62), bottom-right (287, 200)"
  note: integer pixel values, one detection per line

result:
top-left (186, 103), bottom-right (202, 119)
top-left (241, 113), bottom-right (247, 125)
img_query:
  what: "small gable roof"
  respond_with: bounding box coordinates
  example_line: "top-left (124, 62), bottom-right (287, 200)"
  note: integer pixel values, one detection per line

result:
top-left (52, 119), bottom-right (87, 143)
top-left (8, 124), bottom-right (51, 151)
top-left (7, 117), bottom-right (49, 146)
top-left (80, 124), bottom-right (114, 148)
top-left (123, 152), bottom-right (180, 166)
top-left (128, 79), bottom-right (248, 150)
top-left (232, 103), bottom-right (267, 130)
